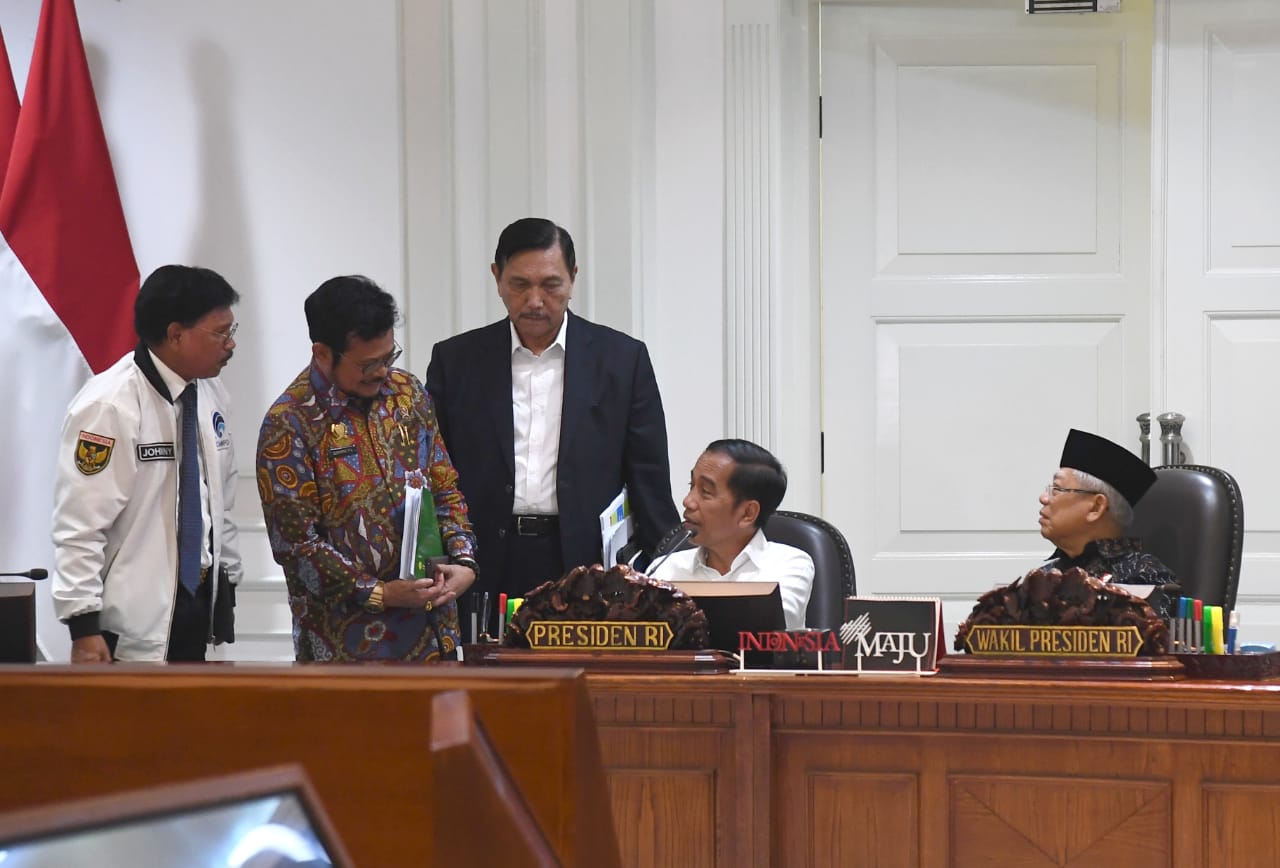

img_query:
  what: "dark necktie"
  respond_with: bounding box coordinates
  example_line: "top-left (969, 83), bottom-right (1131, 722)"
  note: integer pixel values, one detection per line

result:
top-left (178, 383), bottom-right (202, 595)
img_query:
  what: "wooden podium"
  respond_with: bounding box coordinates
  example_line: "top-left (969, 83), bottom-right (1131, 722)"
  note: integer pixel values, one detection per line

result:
top-left (0, 665), bottom-right (620, 867)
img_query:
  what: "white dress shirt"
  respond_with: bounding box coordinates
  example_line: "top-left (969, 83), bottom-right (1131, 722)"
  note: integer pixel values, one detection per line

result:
top-left (510, 317), bottom-right (567, 514)
top-left (151, 352), bottom-right (213, 570)
top-left (651, 529), bottom-right (815, 629)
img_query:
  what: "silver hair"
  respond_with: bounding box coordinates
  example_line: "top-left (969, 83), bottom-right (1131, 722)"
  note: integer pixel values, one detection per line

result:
top-left (1071, 469), bottom-right (1133, 530)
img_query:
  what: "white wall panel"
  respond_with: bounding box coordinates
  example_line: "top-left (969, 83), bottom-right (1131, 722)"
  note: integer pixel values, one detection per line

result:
top-left (1165, 0), bottom-right (1280, 642)
top-left (893, 62), bottom-right (1100, 257)
top-left (866, 318), bottom-right (1124, 603)
top-left (1207, 25), bottom-right (1280, 273)
top-left (885, 320), bottom-right (1123, 535)
top-left (872, 23), bottom-right (1128, 278)
top-left (1207, 316), bottom-right (1280, 529)
top-left (725, 14), bottom-right (778, 445)
top-left (650, 0), bottom-right (727, 488)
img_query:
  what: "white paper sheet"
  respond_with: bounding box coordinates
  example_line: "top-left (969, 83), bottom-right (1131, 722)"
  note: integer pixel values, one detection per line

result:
top-left (599, 487), bottom-right (632, 566)
top-left (400, 484), bottom-right (422, 579)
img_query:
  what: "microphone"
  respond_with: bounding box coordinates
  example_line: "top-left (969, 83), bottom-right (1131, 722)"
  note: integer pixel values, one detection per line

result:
top-left (0, 568), bottom-right (48, 580)
top-left (645, 527), bottom-right (695, 576)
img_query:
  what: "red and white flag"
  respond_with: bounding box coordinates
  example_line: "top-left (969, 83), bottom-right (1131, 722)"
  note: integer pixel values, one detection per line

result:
top-left (0, 0), bottom-right (138, 660)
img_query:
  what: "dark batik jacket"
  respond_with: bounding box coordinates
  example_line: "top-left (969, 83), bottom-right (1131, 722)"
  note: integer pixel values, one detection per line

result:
top-left (257, 364), bottom-right (476, 662)
top-left (1043, 537), bottom-right (1177, 619)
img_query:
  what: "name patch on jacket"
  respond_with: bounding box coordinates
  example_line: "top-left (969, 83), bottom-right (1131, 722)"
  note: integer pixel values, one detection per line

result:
top-left (136, 442), bottom-right (176, 462)
top-left (74, 431), bottom-right (115, 475)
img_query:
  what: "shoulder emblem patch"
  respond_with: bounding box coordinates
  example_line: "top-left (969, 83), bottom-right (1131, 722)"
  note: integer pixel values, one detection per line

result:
top-left (75, 431), bottom-right (116, 475)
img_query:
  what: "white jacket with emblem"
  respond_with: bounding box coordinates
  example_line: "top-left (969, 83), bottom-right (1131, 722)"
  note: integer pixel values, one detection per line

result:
top-left (51, 348), bottom-right (242, 661)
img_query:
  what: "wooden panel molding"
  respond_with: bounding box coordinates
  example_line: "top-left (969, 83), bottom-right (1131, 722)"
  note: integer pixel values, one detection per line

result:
top-left (769, 691), bottom-right (1280, 742)
top-left (594, 688), bottom-right (750, 868)
top-left (806, 771), bottom-right (918, 868)
top-left (951, 775), bottom-right (1169, 867)
top-left (609, 770), bottom-right (717, 868)
top-left (587, 674), bottom-right (1280, 868)
top-left (1203, 783), bottom-right (1280, 864)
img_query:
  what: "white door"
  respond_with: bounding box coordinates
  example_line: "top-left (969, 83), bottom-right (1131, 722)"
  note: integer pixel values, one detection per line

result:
top-left (1162, 0), bottom-right (1280, 635)
top-left (820, 0), bottom-right (1155, 630)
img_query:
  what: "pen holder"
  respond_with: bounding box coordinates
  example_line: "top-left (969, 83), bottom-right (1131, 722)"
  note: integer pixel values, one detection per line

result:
top-left (1175, 650), bottom-right (1280, 681)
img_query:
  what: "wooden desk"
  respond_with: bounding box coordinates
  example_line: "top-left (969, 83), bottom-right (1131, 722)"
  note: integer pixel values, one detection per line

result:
top-left (589, 673), bottom-right (1280, 868)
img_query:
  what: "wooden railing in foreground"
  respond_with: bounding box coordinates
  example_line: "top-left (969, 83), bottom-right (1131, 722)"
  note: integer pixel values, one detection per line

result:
top-left (0, 665), bottom-right (620, 867)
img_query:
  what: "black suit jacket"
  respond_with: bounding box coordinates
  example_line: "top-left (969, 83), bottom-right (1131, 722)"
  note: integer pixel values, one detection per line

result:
top-left (426, 311), bottom-right (679, 595)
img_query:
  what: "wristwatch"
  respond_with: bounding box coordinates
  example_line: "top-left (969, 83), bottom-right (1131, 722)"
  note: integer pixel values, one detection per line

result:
top-left (450, 555), bottom-right (479, 575)
top-left (363, 580), bottom-right (386, 614)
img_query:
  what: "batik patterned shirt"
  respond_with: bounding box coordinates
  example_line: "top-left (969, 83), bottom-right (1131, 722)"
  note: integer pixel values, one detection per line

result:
top-left (1044, 537), bottom-right (1175, 586)
top-left (257, 364), bottom-right (476, 661)
top-left (1044, 537), bottom-right (1177, 620)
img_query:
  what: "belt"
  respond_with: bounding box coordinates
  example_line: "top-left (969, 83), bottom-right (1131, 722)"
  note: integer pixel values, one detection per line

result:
top-left (512, 514), bottom-right (559, 537)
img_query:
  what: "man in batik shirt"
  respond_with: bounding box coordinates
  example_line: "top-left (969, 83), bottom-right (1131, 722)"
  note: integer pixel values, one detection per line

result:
top-left (257, 276), bottom-right (478, 661)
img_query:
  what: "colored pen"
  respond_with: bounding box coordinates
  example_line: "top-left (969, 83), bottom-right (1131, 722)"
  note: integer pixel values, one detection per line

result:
top-left (1228, 610), bottom-right (1239, 654)
top-left (1203, 606), bottom-right (1216, 655)
top-left (497, 592), bottom-right (508, 641)
top-left (480, 592), bottom-right (492, 639)
top-left (1178, 597), bottom-right (1191, 653)
top-left (1212, 606), bottom-right (1225, 655)
top-left (1193, 599), bottom-right (1203, 654)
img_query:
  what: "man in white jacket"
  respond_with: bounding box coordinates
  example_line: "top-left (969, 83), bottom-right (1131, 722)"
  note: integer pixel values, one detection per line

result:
top-left (51, 265), bottom-right (243, 662)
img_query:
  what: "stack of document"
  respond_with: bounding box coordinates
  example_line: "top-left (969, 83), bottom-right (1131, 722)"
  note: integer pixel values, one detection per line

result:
top-left (400, 485), bottom-right (425, 579)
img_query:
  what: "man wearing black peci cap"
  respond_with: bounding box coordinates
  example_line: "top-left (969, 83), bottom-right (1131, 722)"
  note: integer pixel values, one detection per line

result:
top-left (1036, 428), bottom-right (1175, 585)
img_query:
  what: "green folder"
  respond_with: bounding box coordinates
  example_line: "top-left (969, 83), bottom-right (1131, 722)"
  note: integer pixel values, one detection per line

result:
top-left (412, 484), bottom-right (446, 578)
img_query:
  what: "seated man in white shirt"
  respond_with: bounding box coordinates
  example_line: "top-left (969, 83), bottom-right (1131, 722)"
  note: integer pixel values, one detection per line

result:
top-left (651, 439), bottom-right (815, 629)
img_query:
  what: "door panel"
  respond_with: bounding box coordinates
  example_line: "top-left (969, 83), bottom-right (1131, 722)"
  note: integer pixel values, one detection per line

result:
top-left (1163, 0), bottom-right (1280, 630)
top-left (821, 0), bottom-right (1153, 625)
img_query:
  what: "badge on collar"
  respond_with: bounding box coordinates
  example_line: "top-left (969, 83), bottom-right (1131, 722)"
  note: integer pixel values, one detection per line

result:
top-left (330, 422), bottom-right (352, 445)
top-left (75, 431), bottom-right (115, 475)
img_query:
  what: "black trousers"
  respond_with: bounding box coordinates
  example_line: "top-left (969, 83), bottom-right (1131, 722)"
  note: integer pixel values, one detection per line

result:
top-left (503, 532), bottom-right (565, 598)
top-left (103, 581), bottom-right (210, 662)
top-left (166, 582), bottom-right (212, 661)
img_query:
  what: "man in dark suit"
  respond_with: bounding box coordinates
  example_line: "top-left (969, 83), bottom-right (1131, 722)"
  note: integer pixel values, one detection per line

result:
top-left (426, 218), bottom-right (679, 608)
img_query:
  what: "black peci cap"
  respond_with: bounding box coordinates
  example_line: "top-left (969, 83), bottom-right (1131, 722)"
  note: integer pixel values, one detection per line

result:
top-left (1060, 429), bottom-right (1158, 506)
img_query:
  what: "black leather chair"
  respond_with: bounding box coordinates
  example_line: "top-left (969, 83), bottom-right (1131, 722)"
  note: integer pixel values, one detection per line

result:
top-left (1128, 464), bottom-right (1244, 612)
top-left (647, 510), bottom-right (856, 630)
top-left (764, 511), bottom-right (856, 630)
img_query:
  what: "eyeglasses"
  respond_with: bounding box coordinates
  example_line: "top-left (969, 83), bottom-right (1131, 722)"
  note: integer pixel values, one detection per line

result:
top-left (194, 322), bottom-right (238, 345)
top-left (338, 342), bottom-right (402, 376)
top-left (1044, 483), bottom-right (1098, 499)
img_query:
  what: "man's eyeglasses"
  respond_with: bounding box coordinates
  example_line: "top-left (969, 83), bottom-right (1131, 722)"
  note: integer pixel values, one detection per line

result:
top-left (194, 322), bottom-right (238, 345)
top-left (1044, 483), bottom-right (1098, 499)
top-left (339, 342), bottom-right (402, 376)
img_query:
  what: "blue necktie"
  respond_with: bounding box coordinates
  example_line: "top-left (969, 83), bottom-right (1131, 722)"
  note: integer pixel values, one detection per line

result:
top-left (178, 383), bottom-right (202, 595)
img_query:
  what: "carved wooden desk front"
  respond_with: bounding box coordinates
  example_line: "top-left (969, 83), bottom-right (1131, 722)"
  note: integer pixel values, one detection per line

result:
top-left (588, 673), bottom-right (1280, 868)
